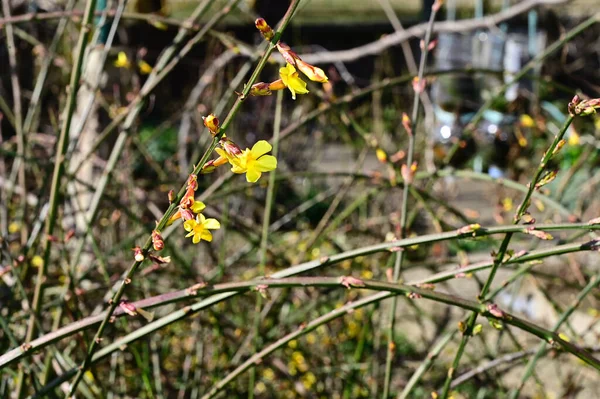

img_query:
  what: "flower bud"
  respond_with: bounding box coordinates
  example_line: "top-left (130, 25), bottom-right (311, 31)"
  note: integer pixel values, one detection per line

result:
top-left (295, 59), bottom-right (328, 83)
top-left (255, 18), bottom-right (274, 41)
top-left (249, 82), bottom-right (272, 96)
top-left (402, 113), bottom-right (412, 136)
top-left (180, 186), bottom-right (195, 209)
top-left (220, 138), bottom-right (243, 157)
top-left (180, 208), bottom-right (194, 221)
top-left (152, 230), bottom-right (164, 251)
top-left (187, 174), bottom-right (198, 191)
top-left (133, 247), bottom-right (145, 262)
top-left (120, 301), bottom-right (138, 316)
top-left (168, 189), bottom-right (175, 203)
top-left (203, 114), bottom-right (220, 135)
top-left (276, 42), bottom-right (297, 65)
top-left (201, 161), bottom-right (217, 174)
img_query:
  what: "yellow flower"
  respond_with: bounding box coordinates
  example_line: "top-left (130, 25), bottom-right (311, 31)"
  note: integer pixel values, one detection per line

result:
top-left (279, 63), bottom-right (309, 100)
top-left (138, 60), bottom-right (153, 75)
top-left (218, 140), bottom-right (277, 183)
top-left (114, 51), bottom-right (131, 68)
top-left (183, 214), bottom-right (220, 243)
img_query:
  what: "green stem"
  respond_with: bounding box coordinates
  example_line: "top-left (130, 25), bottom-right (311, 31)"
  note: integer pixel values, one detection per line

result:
top-left (383, 4), bottom-right (439, 397)
top-left (65, 0), bottom-right (300, 395)
top-left (248, 89), bottom-right (284, 398)
top-left (439, 115), bottom-right (575, 399)
top-left (15, 0), bottom-right (98, 396)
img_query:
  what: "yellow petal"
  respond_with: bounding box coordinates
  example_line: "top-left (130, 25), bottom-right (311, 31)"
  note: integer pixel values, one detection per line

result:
top-left (183, 219), bottom-right (196, 232)
top-left (114, 51), bottom-right (130, 68)
top-left (204, 218), bottom-right (221, 230)
top-left (246, 168), bottom-right (261, 183)
top-left (191, 201), bottom-right (206, 213)
top-left (215, 148), bottom-right (231, 161)
top-left (138, 60), bottom-right (153, 75)
top-left (192, 234), bottom-right (201, 244)
top-left (255, 155), bottom-right (277, 172)
top-left (201, 230), bottom-right (213, 242)
top-left (251, 140), bottom-right (272, 158)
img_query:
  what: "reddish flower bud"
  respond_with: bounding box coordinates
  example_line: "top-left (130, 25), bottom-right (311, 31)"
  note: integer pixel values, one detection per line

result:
top-left (276, 42), bottom-right (297, 65)
top-left (168, 189), bottom-right (175, 203)
top-left (180, 186), bottom-right (195, 209)
top-left (152, 230), bottom-right (164, 251)
top-left (203, 114), bottom-right (220, 135)
top-left (180, 208), bottom-right (194, 221)
top-left (402, 113), bottom-right (412, 136)
top-left (187, 174), bottom-right (198, 191)
top-left (220, 138), bottom-right (243, 157)
top-left (120, 301), bottom-right (138, 316)
top-left (255, 18), bottom-right (274, 41)
top-left (249, 82), bottom-right (272, 96)
top-left (133, 247), bottom-right (145, 262)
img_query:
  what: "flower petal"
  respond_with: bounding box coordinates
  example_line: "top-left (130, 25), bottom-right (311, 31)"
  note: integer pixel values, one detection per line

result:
top-left (201, 230), bottom-right (213, 242)
top-left (255, 155), bottom-right (277, 172)
top-left (183, 219), bottom-right (196, 232)
top-left (251, 140), bottom-right (272, 158)
top-left (215, 148), bottom-right (229, 159)
top-left (231, 164), bottom-right (246, 174)
top-left (246, 168), bottom-right (261, 183)
top-left (191, 201), bottom-right (206, 214)
top-left (204, 218), bottom-right (221, 230)
top-left (192, 234), bottom-right (201, 244)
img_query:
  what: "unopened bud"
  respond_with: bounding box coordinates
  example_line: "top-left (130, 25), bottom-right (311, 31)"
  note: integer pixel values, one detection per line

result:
top-left (295, 59), bottom-right (328, 83)
top-left (249, 82), bottom-right (272, 96)
top-left (133, 247), bottom-right (145, 262)
top-left (180, 186), bottom-right (195, 209)
top-left (412, 77), bottom-right (426, 93)
top-left (120, 301), bottom-right (138, 316)
top-left (276, 42), bottom-right (296, 65)
top-left (187, 174), bottom-right (198, 191)
top-left (220, 138), bottom-right (242, 157)
top-left (201, 161), bottom-right (216, 174)
top-left (255, 18), bottom-right (274, 41)
top-left (168, 189), bottom-right (175, 203)
top-left (151, 230), bottom-right (164, 251)
top-left (203, 114), bottom-right (220, 135)
top-left (402, 113), bottom-right (412, 136)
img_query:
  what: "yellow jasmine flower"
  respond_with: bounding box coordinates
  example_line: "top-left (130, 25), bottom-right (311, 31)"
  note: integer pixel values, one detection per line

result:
top-left (279, 63), bottom-right (309, 100)
top-left (183, 214), bottom-right (220, 243)
top-left (138, 60), bottom-right (153, 75)
top-left (114, 51), bottom-right (131, 68)
top-left (217, 140), bottom-right (277, 183)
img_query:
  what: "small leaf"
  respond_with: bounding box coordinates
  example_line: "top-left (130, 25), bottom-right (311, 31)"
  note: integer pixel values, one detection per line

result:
top-left (473, 324), bottom-right (483, 336)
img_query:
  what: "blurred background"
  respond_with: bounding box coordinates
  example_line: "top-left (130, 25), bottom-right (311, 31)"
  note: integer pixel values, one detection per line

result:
top-left (1, 0), bottom-right (600, 397)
